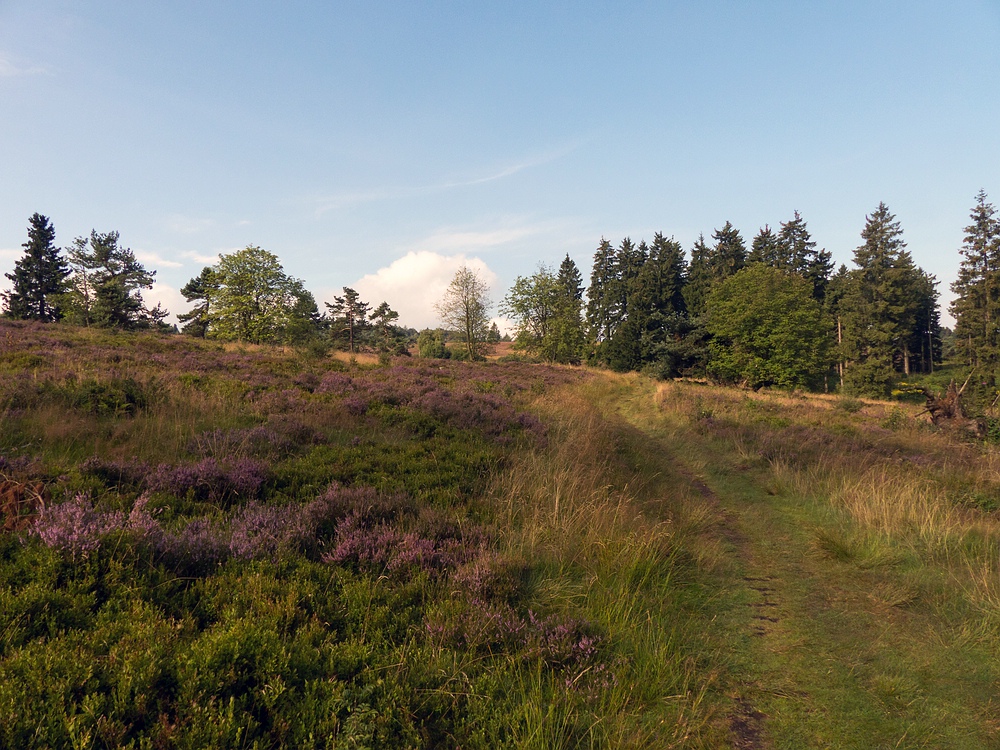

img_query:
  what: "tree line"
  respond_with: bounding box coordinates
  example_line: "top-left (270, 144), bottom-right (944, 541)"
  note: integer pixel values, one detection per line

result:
top-left (501, 201), bottom-right (950, 397)
top-left (4, 193), bottom-right (999, 398)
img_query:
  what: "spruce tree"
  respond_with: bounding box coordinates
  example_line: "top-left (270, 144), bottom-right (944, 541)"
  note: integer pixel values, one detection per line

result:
top-left (840, 203), bottom-right (922, 394)
top-left (709, 221), bottom-right (746, 281)
top-left (586, 238), bottom-right (618, 347)
top-left (683, 234), bottom-right (713, 319)
top-left (777, 211), bottom-right (833, 302)
top-left (950, 190), bottom-right (1000, 372)
top-left (748, 225), bottom-right (781, 267)
top-left (552, 254), bottom-right (586, 363)
top-left (3, 213), bottom-right (68, 321)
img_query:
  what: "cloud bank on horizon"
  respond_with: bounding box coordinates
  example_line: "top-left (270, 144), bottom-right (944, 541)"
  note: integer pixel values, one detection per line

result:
top-left (352, 251), bottom-right (498, 331)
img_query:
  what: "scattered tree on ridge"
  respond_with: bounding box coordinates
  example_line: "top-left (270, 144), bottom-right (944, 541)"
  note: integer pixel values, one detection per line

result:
top-left (62, 230), bottom-right (164, 330)
top-left (436, 265), bottom-right (492, 360)
top-left (2, 213), bottom-right (68, 322)
top-left (326, 287), bottom-right (370, 353)
top-left (177, 266), bottom-right (218, 337)
top-left (182, 245), bottom-right (319, 344)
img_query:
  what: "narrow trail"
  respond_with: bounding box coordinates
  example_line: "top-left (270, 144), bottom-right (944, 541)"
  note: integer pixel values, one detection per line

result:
top-left (608, 382), bottom-right (1000, 749)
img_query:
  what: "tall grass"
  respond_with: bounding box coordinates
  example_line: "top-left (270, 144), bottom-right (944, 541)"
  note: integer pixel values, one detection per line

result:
top-left (491, 382), bottom-right (726, 748)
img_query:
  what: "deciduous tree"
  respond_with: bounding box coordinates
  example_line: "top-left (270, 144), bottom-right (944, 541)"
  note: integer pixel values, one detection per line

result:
top-left (706, 264), bottom-right (830, 390)
top-left (436, 265), bottom-right (492, 360)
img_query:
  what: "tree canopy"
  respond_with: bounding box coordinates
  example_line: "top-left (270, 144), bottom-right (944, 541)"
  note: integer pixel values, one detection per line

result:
top-left (706, 264), bottom-right (831, 390)
top-left (436, 266), bottom-right (492, 360)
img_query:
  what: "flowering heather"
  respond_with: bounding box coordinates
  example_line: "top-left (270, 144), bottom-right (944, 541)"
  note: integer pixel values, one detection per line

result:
top-left (322, 509), bottom-right (481, 576)
top-left (314, 360), bottom-right (567, 442)
top-left (229, 501), bottom-right (309, 561)
top-left (426, 597), bottom-right (605, 672)
top-left (32, 494), bottom-right (124, 560)
top-left (147, 457), bottom-right (268, 503)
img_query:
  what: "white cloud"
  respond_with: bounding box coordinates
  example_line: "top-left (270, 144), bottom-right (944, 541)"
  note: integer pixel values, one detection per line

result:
top-left (0, 55), bottom-right (47, 77)
top-left (145, 283), bottom-right (187, 325)
top-left (0, 247), bottom-right (20, 261)
top-left (351, 251), bottom-right (498, 330)
top-left (136, 250), bottom-right (183, 269)
top-left (181, 250), bottom-right (224, 265)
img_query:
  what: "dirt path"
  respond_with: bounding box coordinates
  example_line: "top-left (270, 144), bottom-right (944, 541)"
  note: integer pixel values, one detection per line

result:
top-left (612, 385), bottom-right (1000, 749)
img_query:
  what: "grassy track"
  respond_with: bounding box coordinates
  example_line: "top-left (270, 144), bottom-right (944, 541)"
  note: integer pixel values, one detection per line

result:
top-left (593, 374), bottom-right (1000, 748)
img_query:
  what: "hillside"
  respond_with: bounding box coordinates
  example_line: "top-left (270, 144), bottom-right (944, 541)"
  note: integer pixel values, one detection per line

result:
top-left (2, 321), bottom-right (1000, 748)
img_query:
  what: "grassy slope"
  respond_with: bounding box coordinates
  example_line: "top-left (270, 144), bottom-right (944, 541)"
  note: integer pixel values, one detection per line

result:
top-left (4, 321), bottom-right (1000, 747)
top-left (603, 376), bottom-right (1000, 748)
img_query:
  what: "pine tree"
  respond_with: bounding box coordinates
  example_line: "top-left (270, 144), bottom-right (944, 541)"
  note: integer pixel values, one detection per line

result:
top-left (177, 267), bottom-right (218, 337)
top-left (62, 231), bottom-right (157, 329)
top-left (3, 213), bottom-right (68, 321)
top-left (683, 234), bottom-right (713, 319)
top-left (709, 221), bottom-right (746, 280)
top-left (840, 203), bottom-right (923, 394)
top-left (950, 190), bottom-right (1000, 372)
top-left (586, 238), bottom-right (618, 346)
top-left (326, 287), bottom-right (371, 353)
top-left (748, 225), bottom-right (781, 267)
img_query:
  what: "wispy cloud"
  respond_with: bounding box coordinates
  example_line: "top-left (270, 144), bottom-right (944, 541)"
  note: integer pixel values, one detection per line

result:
top-left (181, 250), bottom-right (224, 265)
top-left (0, 55), bottom-right (48, 78)
top-left (410, 226), bottom-right (539, 254)
top-left (163, 214), bottom-right (217, 235)
top-left (312, 140), bottom-right (585, 216)
top-left (136, 250), bottom-right (183, 269)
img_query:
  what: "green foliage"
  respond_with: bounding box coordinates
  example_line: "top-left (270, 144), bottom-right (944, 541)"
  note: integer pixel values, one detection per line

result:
top-left (951, 190), bottom-right (1000, 377)
top-left (706, 264), bottom-right (831, 389)
top-left (194, 245), bottom-right (320, 344)
top-left (501, 259), bottom-right (586, 364)
top-left (417, 328), bottom-right (450, 358)
top-left (838, 203), bottom-right (938, 396)
top-left (2, 213), bottom-right (68, 322)
top-left (435, 265), bottom-right (492, 360)
top-left (61, 230), bottom-right (159, 330)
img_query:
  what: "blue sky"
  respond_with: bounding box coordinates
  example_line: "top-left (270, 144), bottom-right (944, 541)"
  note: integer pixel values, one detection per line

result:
top-left (2, 1), bottom-right (999, 328)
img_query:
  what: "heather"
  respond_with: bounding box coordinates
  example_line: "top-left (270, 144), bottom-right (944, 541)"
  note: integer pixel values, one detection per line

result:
top-left (0, 320), bottom-right (624, 748)
top-left (8, 322), bottom-right (1000, 746)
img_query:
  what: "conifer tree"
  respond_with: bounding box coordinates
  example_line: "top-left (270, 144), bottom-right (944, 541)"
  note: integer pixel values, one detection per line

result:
top-left (551, 254), bottom-right (586, 363)
top-left (3, 213), bottom-right (68, 321)
top-left (326, 287), bottom-right (371, 353)
top-left (177, 267), bottom-right (218, 337)
top-left (748, 225), bottom-right (781, 267)
top-left (62, 231), bottom-right (158, 330)
top-left (683, 234), bottom-right (713, 319)
top-left (586, 238), bottom-right (618, 346)
top-left (840, 203), bottom-right (922, 394)
top-left (950, 190), bottom-right (1000, 372)
top-left (777, 211), bottom-right (834, 302)
top-left (709, 221), bottom-right (746, 280)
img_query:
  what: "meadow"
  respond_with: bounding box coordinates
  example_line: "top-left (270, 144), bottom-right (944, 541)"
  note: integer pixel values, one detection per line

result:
top-left (3, 320), bottom-right (1000, 748)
